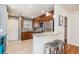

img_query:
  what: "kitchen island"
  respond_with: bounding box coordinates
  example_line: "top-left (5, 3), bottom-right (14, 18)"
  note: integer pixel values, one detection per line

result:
top-left (33, 32), bottom-right (62, 54)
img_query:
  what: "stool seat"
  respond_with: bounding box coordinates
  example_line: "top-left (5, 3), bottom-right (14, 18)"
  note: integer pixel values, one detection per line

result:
top-left (53, 40), bottom-right (64, 45)
top-left (45, 42), bottom-right (58, 47)
top-left (44, 40), bottom-right (64, 54)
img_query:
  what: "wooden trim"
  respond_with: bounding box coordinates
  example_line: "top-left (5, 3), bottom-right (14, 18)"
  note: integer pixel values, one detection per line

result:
top-left (64, 16), bottom-right (67, 54)
top-left (8, 15), bottom-right (32, 21)
top-left (53, 19), bottom-right (54, 32)
top-left (64, 16), bottom-right (67, 44)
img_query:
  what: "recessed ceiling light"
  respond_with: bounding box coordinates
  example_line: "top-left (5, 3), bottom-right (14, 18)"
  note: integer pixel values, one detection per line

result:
top-left (46, 12), bottom-right (50, 16)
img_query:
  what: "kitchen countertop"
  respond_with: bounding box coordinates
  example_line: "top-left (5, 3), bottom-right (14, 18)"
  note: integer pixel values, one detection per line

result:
top-left (33, 31), bottom-right (62, 54)
top-left (33, 31), bottom-right (63, 54)
top-left (33, 31), bottom-right (61, 37)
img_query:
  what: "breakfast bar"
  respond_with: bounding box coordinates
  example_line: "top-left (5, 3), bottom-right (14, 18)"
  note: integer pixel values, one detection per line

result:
top-left (33, 32), bottom-right (61, 54)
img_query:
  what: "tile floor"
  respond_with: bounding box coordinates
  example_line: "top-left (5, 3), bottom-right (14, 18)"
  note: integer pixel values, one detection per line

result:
top-left (6, 39), bottom-right (32, 54)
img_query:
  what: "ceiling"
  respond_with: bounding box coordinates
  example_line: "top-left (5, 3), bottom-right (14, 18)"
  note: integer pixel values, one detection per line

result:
top-left (61, 4), bottom-right (79, 12)
top-left (7, 4), bottom-right (54, 19)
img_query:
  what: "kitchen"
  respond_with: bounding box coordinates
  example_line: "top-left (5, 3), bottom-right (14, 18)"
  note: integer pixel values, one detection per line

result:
top-left (6, 4), bottom-right (54, 54)
top-left (1, 4), bottom-right (79, 54)
top-left (20, 11), bottom-right (54, 40)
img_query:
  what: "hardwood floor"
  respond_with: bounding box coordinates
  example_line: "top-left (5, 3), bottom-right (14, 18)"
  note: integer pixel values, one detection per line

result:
top-left (65, 44), bottom-right (79, 54)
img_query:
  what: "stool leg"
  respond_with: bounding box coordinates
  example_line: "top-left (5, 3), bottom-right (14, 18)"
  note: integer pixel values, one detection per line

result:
top-left (43, 47), bottom-right (46, 54)
top-left (55, 46), bottom-right (59, 54)
top-left (52, 47), bottom-right (55, 54)
top-left (54, 47), bottom-right (56, 54)
top-left (49, 48), bottom-right (51, 54)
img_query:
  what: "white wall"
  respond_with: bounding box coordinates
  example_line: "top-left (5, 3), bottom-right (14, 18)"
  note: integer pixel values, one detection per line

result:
top-left (7, 17), bottom-right (19, 40)
top-left (55, 5), bottom-right (79, 46)
top-left (54, 4), bottom-right (70, 42)
top-left (0, 4), bottom-right (8, 35)
top-left (68, 11), bottom-right (79, 46)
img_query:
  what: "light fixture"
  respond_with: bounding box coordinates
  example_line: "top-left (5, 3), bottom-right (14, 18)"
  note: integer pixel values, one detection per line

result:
top-left (46, 12), bottom-right (52, 17)
top-left (46, 12), bottom-right (50, 16)
top-left (53, 15), bottom-right (55, 18)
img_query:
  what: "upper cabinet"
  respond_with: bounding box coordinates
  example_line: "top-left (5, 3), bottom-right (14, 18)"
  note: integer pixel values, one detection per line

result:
top-left (33, 11), bottom-right (54, 24)
top-left (33, 11), bottom-right (54, 32)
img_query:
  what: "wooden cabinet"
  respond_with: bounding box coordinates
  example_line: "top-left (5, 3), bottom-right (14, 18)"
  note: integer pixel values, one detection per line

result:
top-left (21, 32), bottom-right (33, 40)
top-left (33, 11), bottom-right (54, 29)
top-left (32, 11), bottom-right (54, 32)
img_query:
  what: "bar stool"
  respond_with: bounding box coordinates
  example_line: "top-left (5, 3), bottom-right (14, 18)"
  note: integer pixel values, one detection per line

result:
top-left (44, 42), bottom-right (58, 54)
top-left (53, 40), bottom-right (64, 54)
top-left (44, 40), bottom-right (64, 54)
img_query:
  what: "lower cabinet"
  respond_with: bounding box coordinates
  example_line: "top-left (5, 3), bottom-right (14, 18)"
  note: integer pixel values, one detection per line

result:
top-left (21, 32), bottom-right (33, 40)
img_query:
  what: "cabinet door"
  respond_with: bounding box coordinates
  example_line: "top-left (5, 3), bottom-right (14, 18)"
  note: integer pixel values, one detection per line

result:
top-left (21, 32), bottom-right (33, 40)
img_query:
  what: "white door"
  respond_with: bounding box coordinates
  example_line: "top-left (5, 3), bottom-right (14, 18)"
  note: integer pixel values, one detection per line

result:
top-left (7, 18), bottom-right (19, 41)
